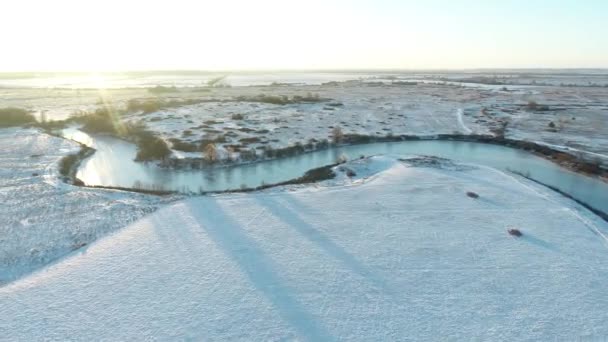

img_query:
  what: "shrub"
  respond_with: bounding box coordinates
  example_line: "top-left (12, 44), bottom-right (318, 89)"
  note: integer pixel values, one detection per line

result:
top-left (508, 228), bottom-right (523, 237)
top-left (127, 99), bottom-right (163, 114)
top-left (68, 107), bottom-right (122, 134)
top-left (148, 85), bottom-right (178, 94)
top-left (202, 142), bottom-right (218, 163)
top-left (577, 160), bottom-right (602, 174)
top-left (231, 113), bottom-right (245, 120)
top-left (235, 93), bottom-right (326, 105)
top-left (331, 126), bottom-right (344, 143)
top-left (135, 133), bottom-right (171, 161)
top-left (491, 121), bottom-right (509, 138)
top-left (239, 137), bottom-right (261, 144)
top-left (58, 145), bottom-right (93, 178)
top-left (123, 120), bottom-right (149, 137)
top-left (526, 101), bottom-right (549, 111)
top-left (169, 139), bottom-right (199, 152)
top-left (0, 107), bottom-right (36, 127)
top-left (59, 154), bottom-right (79, 177)
top-left (207, 76), bottom-right (229, 88)
top-left (466, 191), bottom-right (479, 198)
top-left (293, 92), bottom-right (322, 103)
top-left (240, 148), bottom-right (258, 161)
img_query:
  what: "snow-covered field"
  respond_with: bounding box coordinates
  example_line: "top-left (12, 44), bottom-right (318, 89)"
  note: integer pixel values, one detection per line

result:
top-left (1, 76), bottom-right (606, 163)
top-left (0, 128), bottom-right (173, 283)
top-left (2, 156), bottom-right (607, 340)
top-left (121, 82), bottom-right (606, 163)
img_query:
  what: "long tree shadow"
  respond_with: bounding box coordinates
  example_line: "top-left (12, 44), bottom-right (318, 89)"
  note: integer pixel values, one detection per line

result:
top-left (258, 195), bottom-right (394, 294)
top-left (187, 198), bottom-right (335, 342)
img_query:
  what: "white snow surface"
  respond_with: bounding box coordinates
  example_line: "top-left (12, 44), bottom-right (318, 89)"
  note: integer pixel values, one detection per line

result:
top-left (0, 128), bottom-right (172, 283)
top-left (2, 157), bottom-right (608, 341)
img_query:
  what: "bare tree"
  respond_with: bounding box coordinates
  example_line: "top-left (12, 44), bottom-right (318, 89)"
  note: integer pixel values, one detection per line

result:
top-left (202, 143), bottom-right (218, 163)
top-left (331, 126), bottom-right (344, 143)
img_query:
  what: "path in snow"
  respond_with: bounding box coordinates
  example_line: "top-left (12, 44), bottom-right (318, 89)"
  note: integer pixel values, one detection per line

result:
top-left (456, 108), bottom-right (472, 134)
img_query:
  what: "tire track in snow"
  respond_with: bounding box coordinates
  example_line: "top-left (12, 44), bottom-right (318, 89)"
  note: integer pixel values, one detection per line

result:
top-left (456, 108), bottom-right (472, 134)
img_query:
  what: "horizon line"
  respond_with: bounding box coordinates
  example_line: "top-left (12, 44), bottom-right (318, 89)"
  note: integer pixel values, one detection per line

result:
top-left (2, 67), bottom-right (608, 75)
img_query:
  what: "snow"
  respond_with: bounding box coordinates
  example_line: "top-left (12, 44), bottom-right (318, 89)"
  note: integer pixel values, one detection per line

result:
top-left (456, 108), bottom-right (472, 134)
top-left (2, 74), bottom-right (606, 162)
top-left (0, 128), bottom-right (174, 283)
top-left (2, 157), bottom-right (608, 340)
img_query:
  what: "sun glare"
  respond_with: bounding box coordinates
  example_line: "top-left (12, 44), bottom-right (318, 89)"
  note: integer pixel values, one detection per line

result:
top-left (88, 74), bottom-right (108, 88)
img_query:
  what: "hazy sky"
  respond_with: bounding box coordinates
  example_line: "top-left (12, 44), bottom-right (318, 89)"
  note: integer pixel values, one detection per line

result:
top-left (1, 0), bottom-right (607, 71)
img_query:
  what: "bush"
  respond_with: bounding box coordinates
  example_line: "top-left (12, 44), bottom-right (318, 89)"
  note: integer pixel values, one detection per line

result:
top-left (240, 148), bottom-right (257, 161)
top-left (239, 137), bottom-right (261, 144)
top-left (0, 107), bottom-right (36, 127)
top-left (466, 191), bottom-right (479, 198)
top-left (234, 93), bottom-right (326, 105)
top-left (202, 142), bottom-right (218, 163)
top-left (508, 228), bottom-right (523, 237)
top-left (207, 76), bottom-right (229, 88)
top-left (231, 113), bottom-right (245, 120)
top-left (169, 139), bottom-right (199, 152)
top-left (526, 101), bottom-right (549, 111)
top-left (577, 160), bottom-right (602, 174)
top-left (126, 99), bottom-right (163, 114)
top-left (58, 145), bottom-right (93, 178)
top-left (148, 85), bottom-right (178, 94)
top-left (79, 110), bottom-right (118, 133)
top-left (59, 154), bottom-right (79, 177)
top-left (127, 98), bottom-right (209, 114)
top-left (135, 133), bottom-right (171, 161)
top-left (331, 126), bottom-right (344, 143)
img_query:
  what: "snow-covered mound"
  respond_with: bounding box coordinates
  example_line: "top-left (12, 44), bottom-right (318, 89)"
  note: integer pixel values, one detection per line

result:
top-left (2, 157), bottom-right (608, 341)
top-left (0, 128), bottom-right (169, 283)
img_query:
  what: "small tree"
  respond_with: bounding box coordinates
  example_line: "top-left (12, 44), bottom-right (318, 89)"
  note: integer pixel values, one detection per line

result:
top-left (39, 111), bottom-right (48, 123)
top-left (202, 142), bottom-right (218, 163)
top-left (331, 126), bottom-right (344, 143)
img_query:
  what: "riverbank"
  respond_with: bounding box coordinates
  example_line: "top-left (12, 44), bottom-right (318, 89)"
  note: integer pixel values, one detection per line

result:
top-left (157, 133), bottom-right (608, 181)
top-left (0, 128), bottom-right (168, 283)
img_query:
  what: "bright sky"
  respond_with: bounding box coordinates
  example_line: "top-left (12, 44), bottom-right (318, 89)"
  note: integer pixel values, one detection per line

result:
top-left (1, 0), bottom-right (607, 71)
